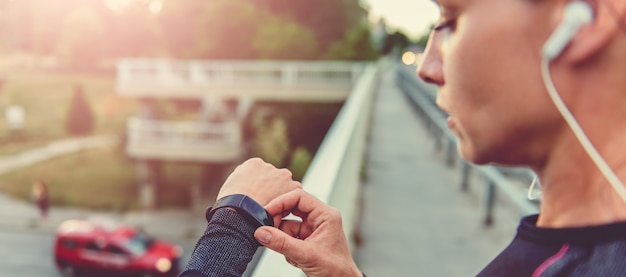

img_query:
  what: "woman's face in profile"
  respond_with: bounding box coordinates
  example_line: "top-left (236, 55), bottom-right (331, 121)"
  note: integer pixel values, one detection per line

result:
top-left (418, 0), bottom-right (565, 166)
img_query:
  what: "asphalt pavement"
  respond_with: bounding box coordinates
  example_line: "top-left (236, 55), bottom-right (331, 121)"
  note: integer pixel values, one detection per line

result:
top-left (0, 227), bottom-right (197, 277)
top-left (0, 136), bottom-right (205, 276)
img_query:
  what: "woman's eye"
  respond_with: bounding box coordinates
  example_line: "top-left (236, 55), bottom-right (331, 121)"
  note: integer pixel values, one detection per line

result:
top-left (433, 19), bottom-right (456, 32)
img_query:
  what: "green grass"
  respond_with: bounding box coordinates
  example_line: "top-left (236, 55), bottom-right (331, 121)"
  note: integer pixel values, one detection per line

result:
top-left (0, 70), bottom-right (334, 211)
top-left (0, 69), bottom-right (149, 210)
top-left (0, 146), bottom-right (137, 211)
top-left (0, 145), bottom-right (208, 211)
top-left (0, 69), bottom-right (137, 143)
top-left (0, 136), bottom-right (54, 156)
top-left (0, 70), bottom-right (234, 211)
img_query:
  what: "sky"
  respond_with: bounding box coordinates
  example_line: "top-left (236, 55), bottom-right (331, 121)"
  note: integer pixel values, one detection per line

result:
top-left (363, 0), bottom-right (440, 39)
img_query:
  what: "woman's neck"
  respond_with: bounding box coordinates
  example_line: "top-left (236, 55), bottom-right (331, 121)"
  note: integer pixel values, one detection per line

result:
top-left (535, 126), bottom-right (626, 228)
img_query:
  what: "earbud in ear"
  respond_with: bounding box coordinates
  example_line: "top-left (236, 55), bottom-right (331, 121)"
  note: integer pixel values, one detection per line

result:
top-left (542, 1), bottom-right (594, 60)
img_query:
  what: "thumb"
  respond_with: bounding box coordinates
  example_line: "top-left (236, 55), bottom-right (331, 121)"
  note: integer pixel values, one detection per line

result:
top-left (255, 226), bottom-right (307, 261)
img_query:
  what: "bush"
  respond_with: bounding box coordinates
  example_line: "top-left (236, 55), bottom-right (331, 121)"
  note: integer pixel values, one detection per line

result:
top-left (326, 24), bottom-right (380, 61)
top-left (65, 84), bottom-right (95, 136)
top-left (288, 147), bottom-right (312, 181)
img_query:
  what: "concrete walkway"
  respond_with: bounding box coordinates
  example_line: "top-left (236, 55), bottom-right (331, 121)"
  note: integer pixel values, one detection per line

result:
top-left (0, 135), bottom-right (207, 241)
top-left (0, 136), bottom-right (118, 174)
top-left (355, 65), bottom-right (522, 276)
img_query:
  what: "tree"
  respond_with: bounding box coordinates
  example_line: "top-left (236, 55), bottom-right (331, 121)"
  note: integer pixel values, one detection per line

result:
top-left (288, 147), bottom-right (312, 181)
top-left (253, 17), bottom-right (319, 60)
top-left (158, 0), bottom-right (209, 58)
top-left (66, 85), bottom-right (95, 136)
top-left (9, 0), bottom-right (65, 55)
top-left (415, 24), bottom-right (435, 49)
top-left (255, 0), bottom-right (364, 52)
top-left (380, 30), bottom-right (411, 55)
top-left (107, 1), bottom-right (162, 58)
top-left (56, 5), bottom-right (107, 70)
top-left (326, 23), bottom-right (380, 60)
top-left (251, 116), bottom-right (290, 167)
top-left (188, 0), bottom-right (264, 59)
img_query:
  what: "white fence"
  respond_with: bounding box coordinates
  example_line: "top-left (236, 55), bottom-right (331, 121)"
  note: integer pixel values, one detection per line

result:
top-left (117, 59), bottom-right (368, 99)
top-left (125, 117), bottom-right (243, 162)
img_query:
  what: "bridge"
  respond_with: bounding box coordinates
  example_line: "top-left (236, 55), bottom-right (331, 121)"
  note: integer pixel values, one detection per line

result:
top-left (116, 57), bottom-right (540, 276)
top-left (118, 59), bottom-right (368, 163)
top-left (117, 59), bottom-right (367, 101)
top-left (116, 59), bottom-right (368, 208)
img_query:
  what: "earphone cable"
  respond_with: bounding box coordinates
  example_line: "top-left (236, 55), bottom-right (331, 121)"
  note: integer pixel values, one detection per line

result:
top-left (527, 176), bottom-right (543, 200)
top-left (541, 59), bottom-right (626, 203)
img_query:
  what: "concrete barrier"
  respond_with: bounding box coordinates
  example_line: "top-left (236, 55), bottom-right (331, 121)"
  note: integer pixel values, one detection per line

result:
top-left (251, 59), bottom-right (385, 276)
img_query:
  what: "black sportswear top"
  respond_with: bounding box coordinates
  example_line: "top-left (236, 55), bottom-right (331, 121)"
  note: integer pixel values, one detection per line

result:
top-left (181, 211), bottom-right (626, 277)
top-left (180, 208), bottom-right (260, 277)
top-left (478, 214), bottom-right (626, 276)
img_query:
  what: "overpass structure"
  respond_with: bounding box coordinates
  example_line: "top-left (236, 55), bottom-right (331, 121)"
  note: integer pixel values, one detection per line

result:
top-left (117, 59), bottom-right (367, 101)
top-left (116, 58), bottom-right (370, 208)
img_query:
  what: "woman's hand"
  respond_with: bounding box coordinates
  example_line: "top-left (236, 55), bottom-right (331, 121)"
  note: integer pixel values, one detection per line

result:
top-left (254, 189), bottom-right (362, 277)
top-left (216, 158), bottom-right (302, 206)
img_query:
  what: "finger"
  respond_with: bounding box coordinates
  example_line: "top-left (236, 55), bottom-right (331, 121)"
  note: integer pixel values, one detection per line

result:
top-left (255, 226), bottom-right (310, 263)
top-left (277, 168), bottom-right (293, 180)
top-left (285, 257), bottom-right (298, 268)
top-left (278, 220), bottom-right (304, 238)
top-left (264, 189), bottom-right (324, 217)
top-left (294, 181), bottom-right (303, 189)
top-left (279, 220), bottom-right (314, 240)
top-left (285, 181), bottom-right (303, 194)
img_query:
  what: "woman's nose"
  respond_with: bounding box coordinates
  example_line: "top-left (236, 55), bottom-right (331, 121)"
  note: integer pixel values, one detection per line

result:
top-left (417, 34), bottom-right (445, 86)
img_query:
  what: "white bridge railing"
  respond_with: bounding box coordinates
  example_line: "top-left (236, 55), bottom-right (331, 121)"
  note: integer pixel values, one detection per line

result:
top-left (126, 117), bottom-right (242, 162)
top-left (117, 59), bottom-right (368, 99)
top-left (251, 60), bottom-right (385, 276)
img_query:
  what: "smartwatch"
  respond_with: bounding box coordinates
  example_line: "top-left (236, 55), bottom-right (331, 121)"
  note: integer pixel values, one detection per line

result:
top-left (205, 194), bottom-right (274, 228)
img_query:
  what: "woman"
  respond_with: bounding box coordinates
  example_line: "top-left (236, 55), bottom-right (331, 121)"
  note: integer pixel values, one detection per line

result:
top-left (32, 180), bottom-right (49, 221)
top-left (182, 0), bottom-right (626, 276)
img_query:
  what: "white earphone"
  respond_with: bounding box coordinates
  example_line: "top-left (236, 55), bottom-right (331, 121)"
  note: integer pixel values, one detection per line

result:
top-left (535, 1), bottom-right (626, 204)
top-left (542, 1), bottom-right (594, 60)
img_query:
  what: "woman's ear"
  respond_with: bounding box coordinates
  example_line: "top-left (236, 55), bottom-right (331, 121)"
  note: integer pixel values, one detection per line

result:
top-left (565, 0), bottom-right (625, 64)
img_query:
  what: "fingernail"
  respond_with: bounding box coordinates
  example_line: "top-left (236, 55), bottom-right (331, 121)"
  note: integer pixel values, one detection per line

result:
top-left (257, 229), bottom-right (272, 244)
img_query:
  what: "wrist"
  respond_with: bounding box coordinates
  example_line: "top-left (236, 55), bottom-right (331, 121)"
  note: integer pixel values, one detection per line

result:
top-left (206, 194), bottom-right (274, 228)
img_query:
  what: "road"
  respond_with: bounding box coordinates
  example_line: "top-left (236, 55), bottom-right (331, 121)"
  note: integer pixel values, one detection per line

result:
top-left (0, 229), bottom-right (196, 277)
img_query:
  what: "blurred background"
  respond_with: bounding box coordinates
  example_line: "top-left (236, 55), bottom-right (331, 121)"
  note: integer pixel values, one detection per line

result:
top-left (0, 0), bottom-right (433, 211)
top-left (0, 1), bottom-right (459, 276)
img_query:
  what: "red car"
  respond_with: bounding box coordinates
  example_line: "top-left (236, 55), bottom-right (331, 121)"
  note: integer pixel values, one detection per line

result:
top-left (54, 219), bottom-right (182, 277)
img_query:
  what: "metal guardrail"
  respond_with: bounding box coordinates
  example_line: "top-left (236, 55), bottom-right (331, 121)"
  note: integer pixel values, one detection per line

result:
top-left (251, 60), bottom-right (384, 276)
top-left (394, 64), bottom-right (539, 225)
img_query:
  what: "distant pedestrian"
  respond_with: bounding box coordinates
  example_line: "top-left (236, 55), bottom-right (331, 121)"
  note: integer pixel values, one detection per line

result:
top-left (32, 180), bottom-right (49, 221)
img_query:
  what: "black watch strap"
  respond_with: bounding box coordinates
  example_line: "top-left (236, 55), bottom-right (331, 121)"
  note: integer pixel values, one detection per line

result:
top-left (206, 194), bottom-right (274, 228)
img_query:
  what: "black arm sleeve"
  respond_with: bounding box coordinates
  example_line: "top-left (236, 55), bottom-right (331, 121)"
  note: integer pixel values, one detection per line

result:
top-left (179, 208), bottom-right (261, 277)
